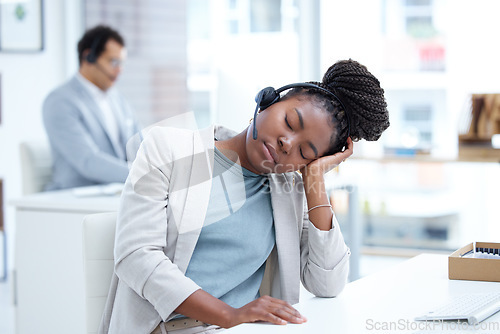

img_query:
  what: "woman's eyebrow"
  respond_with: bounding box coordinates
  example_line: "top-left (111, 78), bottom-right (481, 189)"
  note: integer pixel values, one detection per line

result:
top-left (294, 108), bottom-right (304, 129)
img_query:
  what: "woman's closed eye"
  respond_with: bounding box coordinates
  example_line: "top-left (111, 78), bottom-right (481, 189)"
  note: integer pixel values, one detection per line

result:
top-left (285, 116), bottom-right (293, 130)
top-left (285, 116), bottom-right (311, 160)
top-left (300, 148), bottom-right (308, 160)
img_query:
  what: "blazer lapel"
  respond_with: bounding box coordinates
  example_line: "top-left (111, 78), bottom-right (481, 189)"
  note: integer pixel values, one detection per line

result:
top-left (172, 126), bottom-right (215, 273)
top-left (108, 94), bottom-right (129, 159)
top-left (71, 77), bottom-right (123, 157)
top-left (72, 77), bottom-right (106, 128)
top-left (268, 173), bottom-right (301, 302)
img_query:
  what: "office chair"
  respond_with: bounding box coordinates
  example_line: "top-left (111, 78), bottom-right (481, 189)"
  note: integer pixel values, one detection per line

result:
top-left (82, 212), bottom-right (117, 334)
top-left (19, 140), bottom-right (53, 194)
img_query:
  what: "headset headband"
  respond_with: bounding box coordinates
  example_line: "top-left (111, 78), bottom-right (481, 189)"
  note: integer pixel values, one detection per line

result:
top-left (86, 33), bottom-right (104, 64)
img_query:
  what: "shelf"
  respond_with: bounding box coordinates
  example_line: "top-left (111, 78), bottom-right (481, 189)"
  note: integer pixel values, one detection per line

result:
top-left (350, 154), bottom-right (500, 163)
top-left (361, 246), bottom-right (452, 258)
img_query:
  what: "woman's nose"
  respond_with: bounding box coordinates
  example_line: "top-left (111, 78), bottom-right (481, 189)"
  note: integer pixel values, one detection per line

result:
top-left (278, 136), bottom-right (292, 154)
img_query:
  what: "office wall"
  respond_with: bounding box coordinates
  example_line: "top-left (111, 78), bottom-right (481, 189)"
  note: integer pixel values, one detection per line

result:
top-left (85, 0), bottom-right (188, 126)
top-left (0, 0), bottom-right (81, 271)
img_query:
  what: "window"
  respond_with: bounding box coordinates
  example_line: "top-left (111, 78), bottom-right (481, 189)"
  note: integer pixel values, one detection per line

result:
top-left (320, 0), bottom-right (500, 254)
top-left (225, 0), bottom-right (297, 35)
top-left (187, 0), bottom-right (301, 130)
top-left (85, 0), bottom-right (189, 126)
top-left (405, 0), bottom-right (436, 39)
top-left (402, 104), bottom-right (433, 148)
top-left (250, 0), bottom-right (282, 33)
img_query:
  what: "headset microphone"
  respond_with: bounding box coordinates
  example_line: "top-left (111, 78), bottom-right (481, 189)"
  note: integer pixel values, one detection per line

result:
top-left (252, 90), bottom-right (264, 140)
top-left (93, 61), bottom-right (116, 81)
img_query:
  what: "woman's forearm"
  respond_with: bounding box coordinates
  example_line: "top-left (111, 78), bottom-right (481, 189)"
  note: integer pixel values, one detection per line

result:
top-left (175, 290), bottom-right (307, 328)
top-left (175, 289), bottom-right (236, 328)
top-left (302, 172), bottom-right (333, 231)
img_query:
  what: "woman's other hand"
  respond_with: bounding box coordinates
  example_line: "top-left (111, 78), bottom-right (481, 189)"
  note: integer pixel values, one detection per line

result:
top-left (228, 295), bottom-right (307, 328)
top-left (300, 137), bottom-right (353, 177)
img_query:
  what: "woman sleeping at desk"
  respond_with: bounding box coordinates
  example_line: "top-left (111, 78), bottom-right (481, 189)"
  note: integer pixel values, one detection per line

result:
top-left (99, 59), bottom-right (390, 334)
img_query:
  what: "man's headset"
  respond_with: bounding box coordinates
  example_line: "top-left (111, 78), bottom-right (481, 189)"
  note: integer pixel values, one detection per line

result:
top-left (85, 34), bottom-right (116, 81)
top-left (252, 83), bottom-right (351, 150)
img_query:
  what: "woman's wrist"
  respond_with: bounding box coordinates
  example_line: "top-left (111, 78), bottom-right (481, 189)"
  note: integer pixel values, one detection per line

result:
top-left (301, 169), bottom-right (333, 231)
top-left (302, 171), bottom-right (325, 197)
top-left (222, 306), bottom-right (240, 328)
top-left (175, 289), bottom-right (240, 329)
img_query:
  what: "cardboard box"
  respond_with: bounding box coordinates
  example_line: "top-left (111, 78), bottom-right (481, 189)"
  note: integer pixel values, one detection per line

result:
top-left (449, 242), bottom-right (500, 282)
top-left (458, 143), bottom-right (500, 162)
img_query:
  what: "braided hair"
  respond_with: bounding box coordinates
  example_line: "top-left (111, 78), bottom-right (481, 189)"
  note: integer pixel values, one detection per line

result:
top-left (283, 59), bottom-right (390, 155)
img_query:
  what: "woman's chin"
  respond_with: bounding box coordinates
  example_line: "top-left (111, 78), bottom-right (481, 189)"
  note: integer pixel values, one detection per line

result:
top-left (252, 159), bottom-right (275, 174)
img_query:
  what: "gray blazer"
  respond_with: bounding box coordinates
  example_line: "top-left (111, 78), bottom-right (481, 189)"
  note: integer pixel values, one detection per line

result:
top-left (99, 125), bottom-right (350, 333)
top-left (42, 75), bottom-right (139, 190)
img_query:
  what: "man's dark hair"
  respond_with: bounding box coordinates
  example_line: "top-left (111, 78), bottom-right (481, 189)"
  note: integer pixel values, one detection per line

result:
top-left (77, 25), bottom-right (125, 65)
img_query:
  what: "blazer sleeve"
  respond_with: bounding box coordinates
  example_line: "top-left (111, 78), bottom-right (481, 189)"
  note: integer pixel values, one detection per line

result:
top-left (299, 185), bottom-right (351, 298)
top-left (113, 127), bottom-right (201, 320)
top-left (42, 92), bottom-right (129, 183)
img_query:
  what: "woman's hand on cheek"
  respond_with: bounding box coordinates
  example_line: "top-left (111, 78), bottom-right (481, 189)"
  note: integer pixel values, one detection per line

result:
top-left (300, 137), bottom-right (353, 177)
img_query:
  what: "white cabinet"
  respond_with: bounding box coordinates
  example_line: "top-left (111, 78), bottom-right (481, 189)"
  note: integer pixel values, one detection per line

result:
top-left (11, 190), bottom-right (119, 334)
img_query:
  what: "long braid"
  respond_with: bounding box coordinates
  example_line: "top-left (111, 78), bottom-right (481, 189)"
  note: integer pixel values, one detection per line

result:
top-left (324, 59), bottom-right (389, 144)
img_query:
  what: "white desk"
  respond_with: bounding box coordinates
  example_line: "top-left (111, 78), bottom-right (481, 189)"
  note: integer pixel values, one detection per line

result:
top-left (11, 188), bottom-right (120, 334)
top-left (226, 254), bottom-right (500, 334)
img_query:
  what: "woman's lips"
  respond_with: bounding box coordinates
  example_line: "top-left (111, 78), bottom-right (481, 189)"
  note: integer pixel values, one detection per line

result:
top-left (264, 143), bottom-right (279, 164)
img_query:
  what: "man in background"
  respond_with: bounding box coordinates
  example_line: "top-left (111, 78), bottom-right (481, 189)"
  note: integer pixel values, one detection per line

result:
top-left (43, 25), bottom-right (139, 191)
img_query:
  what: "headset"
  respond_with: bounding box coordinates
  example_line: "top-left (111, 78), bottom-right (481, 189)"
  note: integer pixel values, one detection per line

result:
top-left (85, 33), bottom-right (116, 81)
top-left (85, 32), bottom-right (102, 64)
top-left (252, 83), bottom-right (351, 152)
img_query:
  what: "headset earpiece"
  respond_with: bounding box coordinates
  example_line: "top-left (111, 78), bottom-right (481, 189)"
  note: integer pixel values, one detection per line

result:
top-left (85, 34), bottom-right (103, 64)
top-left (86, 51), bottom-right (97, 64)
top-left (256, 87), bottom-right (280, 110)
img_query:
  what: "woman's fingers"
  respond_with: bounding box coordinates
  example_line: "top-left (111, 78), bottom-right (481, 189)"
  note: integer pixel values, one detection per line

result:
top-left (273, 304), bottom-right (307, 324)
top-left (302, 137), bottom-right (355, 175)
top-left (238, 295), bottom-right (307, 326)
top-left (339, 137), bottom-right (354, 160)
top-left (331, 138), bottom-right (353, 163)
top-left (346, 136), bottom-right (354, 153)
top-left (266, 297), bottom-right (306, 324)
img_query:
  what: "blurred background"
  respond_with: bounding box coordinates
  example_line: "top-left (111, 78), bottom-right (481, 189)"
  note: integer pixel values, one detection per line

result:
top-left (1, 1), bottom-right (500, 330)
